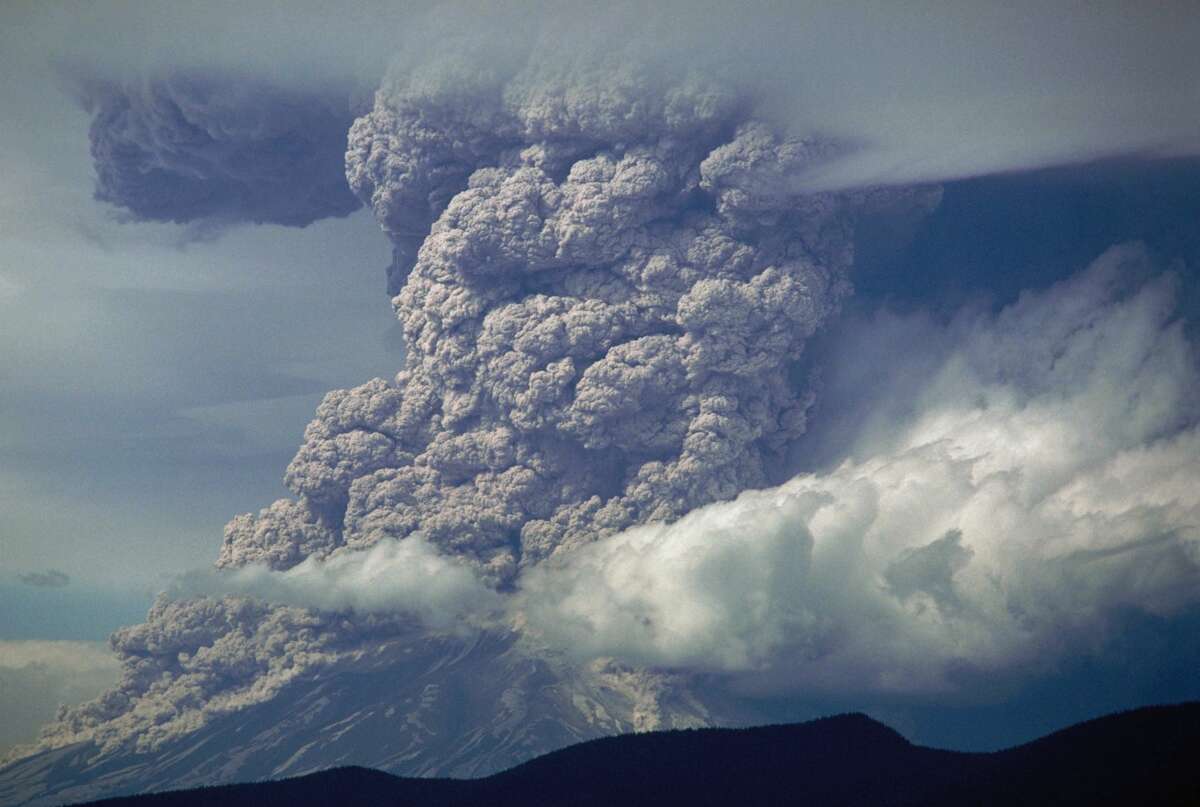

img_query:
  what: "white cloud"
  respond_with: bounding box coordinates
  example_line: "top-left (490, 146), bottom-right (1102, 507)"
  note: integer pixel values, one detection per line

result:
top-left (516, 244), bottom-right (1200, 693)
top-left (176, 535), bottom-right (503, 630)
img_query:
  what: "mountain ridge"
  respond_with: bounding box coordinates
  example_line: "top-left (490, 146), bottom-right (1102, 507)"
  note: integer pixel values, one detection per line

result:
top-left (62, 702), bottom-right (1200, 807)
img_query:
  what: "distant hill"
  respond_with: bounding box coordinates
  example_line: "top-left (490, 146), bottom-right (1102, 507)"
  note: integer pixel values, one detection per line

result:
top-left (71, 703), bottom-right (1199, 806)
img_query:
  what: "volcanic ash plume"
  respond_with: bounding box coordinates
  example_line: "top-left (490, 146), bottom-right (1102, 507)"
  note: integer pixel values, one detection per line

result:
top-left (81, 74), bottom-right (361, 227)
top-left (15, 46), bottom-right (938, 774)
top-left (222, 50), bottom-right (939, 583)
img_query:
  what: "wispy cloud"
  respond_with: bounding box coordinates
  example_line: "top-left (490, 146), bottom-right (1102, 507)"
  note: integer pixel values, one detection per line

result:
top-left (17, 570), bottom-right (70, 589)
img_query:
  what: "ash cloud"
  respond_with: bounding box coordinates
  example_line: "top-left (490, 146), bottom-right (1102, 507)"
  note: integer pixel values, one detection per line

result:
top-left (31, 1), bottom-right (1200, 195)
top-left (32, 596), bottom-right (403, 758)
top-left (20, 40), bottom-right (941, 761)
top-left (78, 74), bottom-right (361, 227)
top-left (217, 41), bottom-right (940, 584)
top-left (211, 33), bottom-right (945, 586)
top-left (17, 570), bottom-right (70, 589)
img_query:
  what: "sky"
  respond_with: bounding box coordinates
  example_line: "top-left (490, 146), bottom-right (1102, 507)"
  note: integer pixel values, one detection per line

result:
top-left (0, 26), bottom-right (400, 592)
top-left (0, 4), bottom-right (400, 751)
top-left (1, 0), bottom-right (1199, 774)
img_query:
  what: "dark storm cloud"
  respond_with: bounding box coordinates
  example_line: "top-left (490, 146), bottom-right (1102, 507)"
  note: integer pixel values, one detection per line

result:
top-left (17, 570), bottom-right (70, 589)
top-left (79, 74), bottom-right (360, 227)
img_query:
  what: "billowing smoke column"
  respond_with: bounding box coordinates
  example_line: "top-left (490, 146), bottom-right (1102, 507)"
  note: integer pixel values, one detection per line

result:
top-left (220, 49), bottom-right (937, 583)
top-left (6, 47), bottom-right (942, 768)
top-left (81, 74), bottom-right (361, 226)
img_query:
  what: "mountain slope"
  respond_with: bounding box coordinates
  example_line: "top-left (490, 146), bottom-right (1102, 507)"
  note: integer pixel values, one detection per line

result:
top-left (0, 633), bottom-right (740, 807)
top-left (66, 703), bottom-right (1200, 807)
